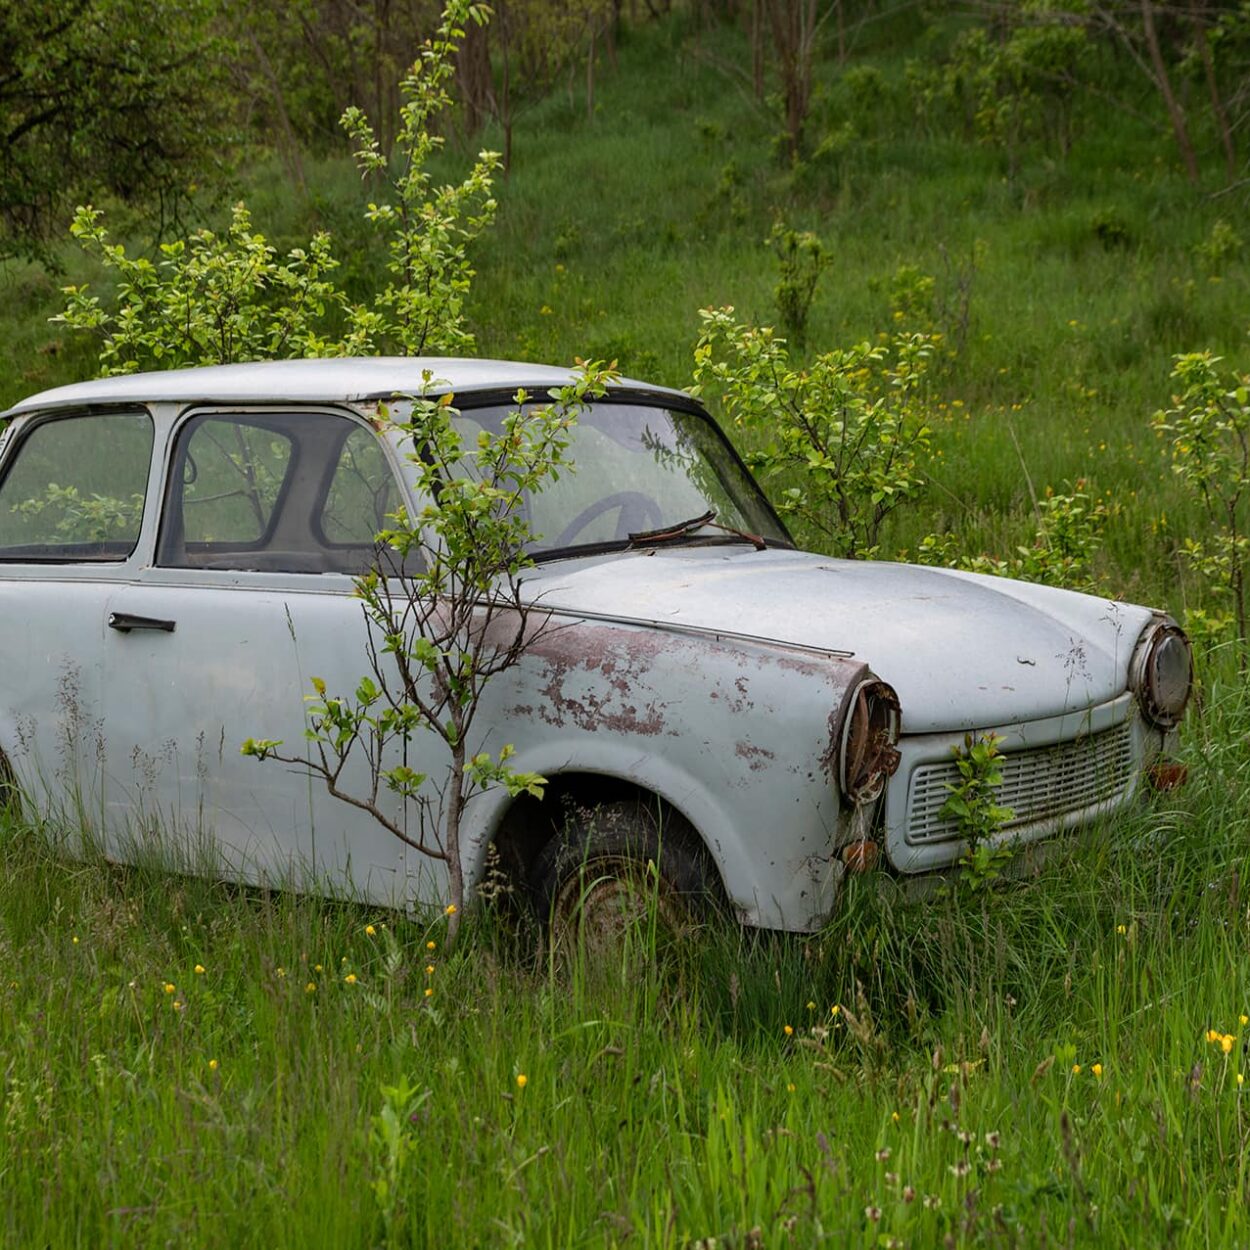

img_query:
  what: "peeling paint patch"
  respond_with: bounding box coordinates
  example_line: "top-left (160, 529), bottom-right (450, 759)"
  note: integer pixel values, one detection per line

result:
top-left (734, 741), bottom-right (776, 772)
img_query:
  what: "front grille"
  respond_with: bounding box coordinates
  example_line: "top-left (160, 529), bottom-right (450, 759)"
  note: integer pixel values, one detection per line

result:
top-left (905, 720), bottom-right (1136, 845)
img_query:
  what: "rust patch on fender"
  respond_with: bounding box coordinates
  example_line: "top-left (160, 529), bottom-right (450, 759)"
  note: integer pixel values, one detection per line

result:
top-left (526, 622), bottom-right (673, 736)
top-left (734, 741), bottom-right (776, 772)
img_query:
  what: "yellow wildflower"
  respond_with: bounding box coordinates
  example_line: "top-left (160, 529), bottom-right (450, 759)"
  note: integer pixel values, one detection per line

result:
top-left (1223, 1035), bottom-right (1235, 1055)
top-left (71, 936), bottom-right (79, 945)
top-left (163, 983), bottom-right (176, 995)
top-left (516, 1073), bottom-right (528, 1089)
top-left (305, 982), bottom-right (317, 994)
top-left (806, 1001), bottom-right (816, 1011)
top-left (1242, 1015), bottom-right (1248, 1027)
top-left (424, 987), bottom-right (434, 998)
top-left (1091, 1063), bottom-right (1103, 1078)
top-left (1116, 925), bottom-right (1127, 935)
top-left (425, 964), bottom-right (435, 976)
top-left (209, 1059), bottom-right (218, 1071)
top-left (194, 964), bottom-right (205, 975)
top-left (445, 904), bottom-right (457, 915)
top-left (365, 925), bottom-right (376, 936)
top-left (344, 973), bottom-right (357, 985)
top-left (1072, 1064), bottom-right (1082, 1075)
top-left (783, 1024), bottom-right (794, 1037)
top-left (787, 1083), bottom-right (796, 1093)
top-left (426, 941), bottom-right (436, 952)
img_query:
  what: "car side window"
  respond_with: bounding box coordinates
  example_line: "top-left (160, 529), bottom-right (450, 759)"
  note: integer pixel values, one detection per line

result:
top-left (160, 410), bottom-right (411, 575)
top-left (179, 417), bottom-right (294, 546)
top-left (320, 425), bottom-right (403, 545)
top-left (0, 411), bottom-right (153, 562)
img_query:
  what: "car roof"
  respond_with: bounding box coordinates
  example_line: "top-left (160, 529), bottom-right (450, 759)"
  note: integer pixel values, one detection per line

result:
top-left (1, 357), bottom-right (690, 420)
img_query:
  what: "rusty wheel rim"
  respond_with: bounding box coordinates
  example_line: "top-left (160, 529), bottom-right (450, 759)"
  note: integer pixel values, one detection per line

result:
top-left (550, 856), bottom-right (689, 960)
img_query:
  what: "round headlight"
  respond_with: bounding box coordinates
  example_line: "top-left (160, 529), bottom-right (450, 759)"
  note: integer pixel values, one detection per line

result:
top-left (839, 679), bottom-right (902, 805)
top-left (1133, 621), bottom-right (1192, 729)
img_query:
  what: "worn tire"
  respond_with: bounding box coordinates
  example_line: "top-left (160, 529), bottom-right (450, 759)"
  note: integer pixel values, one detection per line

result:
top-left (530, 800), bottom-right (716, 958)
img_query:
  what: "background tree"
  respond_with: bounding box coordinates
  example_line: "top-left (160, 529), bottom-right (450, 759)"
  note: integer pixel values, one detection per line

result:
top-left (0, 0), bottom-right (234, 262)
top-left (56, 1), bottom-right (501, 365)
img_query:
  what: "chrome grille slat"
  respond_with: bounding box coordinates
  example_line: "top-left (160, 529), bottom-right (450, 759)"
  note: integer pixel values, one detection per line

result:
top-left (905, 721), bottom-right (1136, 845)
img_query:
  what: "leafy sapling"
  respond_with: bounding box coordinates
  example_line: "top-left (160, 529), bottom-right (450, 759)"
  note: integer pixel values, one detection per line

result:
top-left (1152, 351), bottom-right (1250, 664)
top-left (244, 363), bottom-right (618, 943)
top-left (692, 306), bottom-right (934, 558)
top-left (939, 732), bottom-right (1015, 891)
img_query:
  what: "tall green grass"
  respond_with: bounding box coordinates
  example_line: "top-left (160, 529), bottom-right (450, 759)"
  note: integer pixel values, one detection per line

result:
top-left (2, 677), bottom-right (1249, 1247)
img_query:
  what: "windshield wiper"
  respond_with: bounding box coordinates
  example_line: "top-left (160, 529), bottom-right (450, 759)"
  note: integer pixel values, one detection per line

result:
top-left (626, 509), bottom-right (767, 552)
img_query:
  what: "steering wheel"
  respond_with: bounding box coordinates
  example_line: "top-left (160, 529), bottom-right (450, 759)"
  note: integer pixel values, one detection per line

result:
top-left (552, 491), bottom-right (664, 549)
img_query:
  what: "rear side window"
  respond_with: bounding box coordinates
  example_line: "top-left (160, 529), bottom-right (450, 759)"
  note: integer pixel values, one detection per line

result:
top-left (320, 425), bottom-right (403, 544)
top-left (179, 417), bottom-right (294, 546)
top-left (160, 410), bottom-right (410, 575)
top-left (0, 412), bottom-right (153, 562)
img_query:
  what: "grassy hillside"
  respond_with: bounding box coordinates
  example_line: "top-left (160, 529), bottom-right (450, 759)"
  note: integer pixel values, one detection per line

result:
top-left (5, 14), bottom-right (1248, 613)
top-left (3, 9), bottom-right (1250, 1247)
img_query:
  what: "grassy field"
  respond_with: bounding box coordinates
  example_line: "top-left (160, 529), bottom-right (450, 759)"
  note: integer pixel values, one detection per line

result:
top-left (3, 679), bottom-right (1250, 1247)
top-left (2, 8), bottom-right (1250, 1247)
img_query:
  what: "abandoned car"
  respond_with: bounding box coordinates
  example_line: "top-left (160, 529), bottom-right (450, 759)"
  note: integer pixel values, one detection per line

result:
top-left (0, 358), bottom-right (1191, 930)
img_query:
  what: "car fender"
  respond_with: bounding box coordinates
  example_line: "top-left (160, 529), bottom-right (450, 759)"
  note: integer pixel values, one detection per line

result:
top-left (463, 616), bottom-right (878, 930)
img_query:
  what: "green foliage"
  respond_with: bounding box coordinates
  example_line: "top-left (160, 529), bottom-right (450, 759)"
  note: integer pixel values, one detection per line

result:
top-left (339, 1), bottom-right (501, 355)
top-left (917, 485), bottom-right (1111, 593)
top-left (886, 261), bottom-right (936, 328)
top-left (1194, 219), bottom-right (1243, 274)
top-left (246, 363), bottom-right (618, 939)
top-left (55, 203), bottom-right (351, 372)
top-left (370, 1076), bottom-right (431, 1248)
top-left (10, 483), bottom-right (145, 544)
top-left (55, 0), bottom-right (500, 371)
top-left (939, 732), bottom-right (1015, 891)
top-left (907, 10), bottom-right (1090, 164)
top-left (0, 0), bottom-right (234, 262)
top-left (765, 219), bottom-right (830, 347)
top-left (692, 307), bottom-right (934, 558)
top-left (1152, 351), bottom-right (1250, 653)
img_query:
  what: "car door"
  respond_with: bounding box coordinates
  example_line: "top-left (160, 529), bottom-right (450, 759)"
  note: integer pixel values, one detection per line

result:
top-left (100, 405), bottom-right (441, 907)
top-left (0, 409), bottom-right (156, 824)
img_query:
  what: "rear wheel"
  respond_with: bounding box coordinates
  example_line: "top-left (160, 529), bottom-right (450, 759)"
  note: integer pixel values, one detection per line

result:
top-left (530, 800), bottom-right (715, 960)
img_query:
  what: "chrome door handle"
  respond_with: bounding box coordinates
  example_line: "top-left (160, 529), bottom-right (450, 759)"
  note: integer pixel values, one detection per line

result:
top-left (108, 612), bottom-right (176, 634)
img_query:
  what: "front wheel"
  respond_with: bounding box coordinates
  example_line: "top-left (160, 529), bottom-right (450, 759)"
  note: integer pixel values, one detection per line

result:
top-left (530, 800), bottom-right (717, 959)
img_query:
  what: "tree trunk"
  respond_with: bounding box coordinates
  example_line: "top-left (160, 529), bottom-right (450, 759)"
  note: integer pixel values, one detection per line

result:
top-left (1193, 2), bottom-right (1237, 182)
top-left (587, 24), bottom-right (596, 120)
top-left (1140, 0), bottom-right (1200, 184)
top-left (751, 0), bottom-right (765, 101)
top-left (457, 15), bottom-right (495, 138)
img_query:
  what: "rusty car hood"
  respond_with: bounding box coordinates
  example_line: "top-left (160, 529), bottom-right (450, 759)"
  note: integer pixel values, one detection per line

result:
top-left (526, 547), bottom-right (1155, 734)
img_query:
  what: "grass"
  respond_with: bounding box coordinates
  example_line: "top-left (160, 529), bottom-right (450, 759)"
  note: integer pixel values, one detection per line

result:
top-left (2, 7), bottom-right (1250, 1246)
top-left (3, 677), bottom-right (1250, 1246)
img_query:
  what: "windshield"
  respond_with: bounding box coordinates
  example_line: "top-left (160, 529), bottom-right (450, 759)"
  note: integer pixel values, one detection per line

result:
top-left (453, 401), bottom-right (790, 556)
